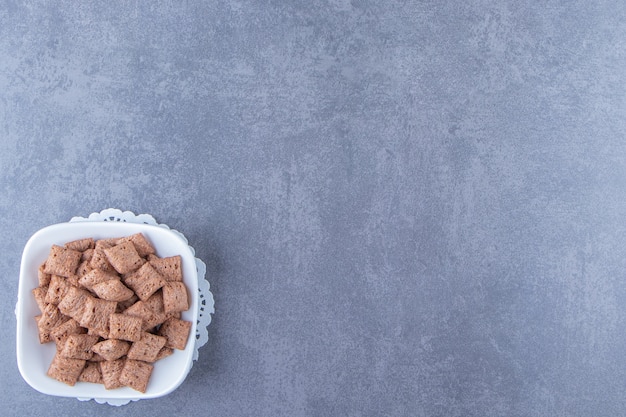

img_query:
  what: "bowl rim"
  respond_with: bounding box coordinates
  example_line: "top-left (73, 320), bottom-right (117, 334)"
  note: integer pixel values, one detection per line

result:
top-left (16, 221), bottom-right (199, 400)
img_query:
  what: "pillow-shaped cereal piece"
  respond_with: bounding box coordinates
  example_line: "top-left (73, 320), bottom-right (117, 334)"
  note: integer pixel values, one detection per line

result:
top-left (64, 237), bottom-right (95, 252)
top-left (79, 362), bottom-right (103, 384)
top-left (99, 359), bottom-right (126, 390)
top-left (90, 240), bottom-right (116, 273)
top-left (148, 255), bottom-right (182, 282)
top-left (120, 233), bottom-right (155, 257)
top-left (123, 262), bottom-right (166, 301)
top-left (78, 269), bottom-right (119, 291)
top-left (116, 294), bottom-right (139, 313)
top-left (47, 352), bottom-right (85, 386)
top-left (127, 332), bottom-right (167, 362)
top-left (38, 263), bottom-right (51, 287)
top-left (157, 318), bottom-right (192, 350)
top-left (76, 260), bottom-right (92, 278)
top-left (81, 248), bottom-right (94, 262)
top-left (104, 241), bottom-right (144, 274)
top-left (91, 339), bottom-right (130, 361)
top-left (35, 315), bottom-right (52, 344)
top-left (57, 286), bottom-right (92, 322)
top-left (43, 245), bottom-right (81, 277)
top-left (45, 276), bottom-right (72, 305)
top-left (38, 303), bottom-right (68, 331)
top-left (123, 300), bottom-right (161, 331)
top-left (109, 313), bottom-right (143, 342)
top-left (92, 279), bottom-right (134, 302)
top-left (162, 282), bottom-right (189, 314)
top-left (119, 359), bottom-right (153, 393)
top-left (50, 318), bottom-right (86, 349)
top-left (155, 346), bottom-right (174, 361)
top-left (80, 297), bottom-right (117, 332)
top-left (60, 334), bottom-right (99, 360)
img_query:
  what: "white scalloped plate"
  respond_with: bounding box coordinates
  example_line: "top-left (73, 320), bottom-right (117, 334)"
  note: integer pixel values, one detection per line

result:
top-left (16, 209), bottom-right (214, 406)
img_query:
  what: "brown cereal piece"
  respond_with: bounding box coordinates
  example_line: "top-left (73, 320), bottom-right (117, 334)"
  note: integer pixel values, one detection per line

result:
top-left (127, 332), bottom-right (167, 362)
top-left (155, 347), bottom-right (174, 361)
top-left (120, 233), bottom-right (156, 257)
top-left (57, 286), bottom-right (92, 321)
top-left (76, 260), bottom-right (92, 278)
top-left (162, 282), bottom-right (189, 314)
top-left (108, 313), bottom-right (143, 342)
top-left (90, 240), bottom-right (116, 273)
top-left (123, 300), bottom-right (161, 331)
top-left (39, 303), bottom-right (68, 331)
top-left (104, 241), bottom-right (144, 274)
top-left (60, 334), bottom-right (99, 360)
top-left (157, 318), bottom-right (192, 350)
top-left (100, 359), bottom-right (126, 390)
top-left (80, 297), bottom-right (117, 332)
top-left (78, 269), bottom-right (119, 291)
top-left (64, 237), bottom-right (95, 252)
top-left (50, 318), bottom-right (86, 348)
top-left (47, 352), bottom-right (85, 386)
top-left (45, 275), bottom-right (71, 305)
top-left (123, 262), bottom-right (166, 301)
top-left (90, 353), bottom-right (106, 362)
top-left (92, 279), bottom-right (134, 302)
top-left (43, 245), bottom-right (81, 277)
top-left (81, 248), bottom-right (94, 262)
top-left (91, 339), bottom-right (131, 361)
top-left (35, 315), bottom-right (52, 343)
top-left (119, 359), bottom-right (153, 393)
top-left (38, 263), bottom-right (51, 287)
top-left (32, 286), bottom-right (48, 313)
top-left (66, 274), bottom-right (81, 287)
top-left (78, 361), bottom-right (103, 384)
top-left (148, 255), bottom-right (182, 282)
top-left (116, 294), bottom-right (139, 313)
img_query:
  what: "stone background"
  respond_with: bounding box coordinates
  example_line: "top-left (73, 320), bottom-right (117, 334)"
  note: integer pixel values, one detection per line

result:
top-left (2, 1), bottom-right (626, 416)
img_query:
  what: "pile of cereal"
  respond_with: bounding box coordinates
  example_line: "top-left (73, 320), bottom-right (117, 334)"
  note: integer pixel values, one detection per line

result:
top-left (32, 233), bottom-right (192, 393)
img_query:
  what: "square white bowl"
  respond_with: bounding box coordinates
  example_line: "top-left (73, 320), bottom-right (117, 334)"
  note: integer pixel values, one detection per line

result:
top-left (16, 221), bottom-right (198, 402)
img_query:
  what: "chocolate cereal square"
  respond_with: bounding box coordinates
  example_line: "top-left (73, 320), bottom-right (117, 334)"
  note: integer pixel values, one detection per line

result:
top-left (91, 339), bottom-right (131, 361)
top-left (38, 263), bottom-right (51, 287)
top-left (123, 262), bottom-right (166, 301)
top-left (78, 269), bottom-right (119, 292)
top-left (57, 286), bottom-right (92, 322)
top-left (60, 334), bottom-right (99, 360)
top-left (43, 245), bottom-right (82, 277)
top-left (123, 300), bottom-right (161, 331)
top-left (64, 237), bottom-right (95, 252)
top-left (50, 318), bottom-right (86, 349)
top-left (104, 241), bottom-right (144, 274)
top-left (78, 361), bottom-right (103, 384)
top-left (162, 282), bottom-right (189, 314)
top-left (119, 359), bottom-right (153, 393)
top-left (127, 332), bottom-right (167, 362)
top-left (157, 318), bottom-right (192, 350)
top-left (47, 352), bottom-right (86, 386)
top-left (120, 233), bottom-right (156, 258)
top-left (45, 275), bottom-right (71, 305)
top-left (80, 297), bottom-right (117, 332)
top-left (109, 313), bottom-right (143, 342)
top-left (90, 240), bottom-right (116, 273)
top-left (92, 279), bottom-right (134, 302)
top-left (100, 359), bottom-right (126, 390)
top-left (148, 255), bottom-right (182, 282)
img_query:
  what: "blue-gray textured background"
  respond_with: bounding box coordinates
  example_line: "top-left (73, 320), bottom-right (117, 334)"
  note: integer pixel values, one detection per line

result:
top-left (2, 1), bottom-right (626, 416)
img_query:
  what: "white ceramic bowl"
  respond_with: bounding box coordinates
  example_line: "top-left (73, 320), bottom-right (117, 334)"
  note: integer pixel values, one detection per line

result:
top-left (16, 222), bottom-right (198, 402)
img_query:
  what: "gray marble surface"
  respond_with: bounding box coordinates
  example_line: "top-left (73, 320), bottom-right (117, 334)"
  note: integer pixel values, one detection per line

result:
top-left (2, 1), bottom-right (626, 416)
